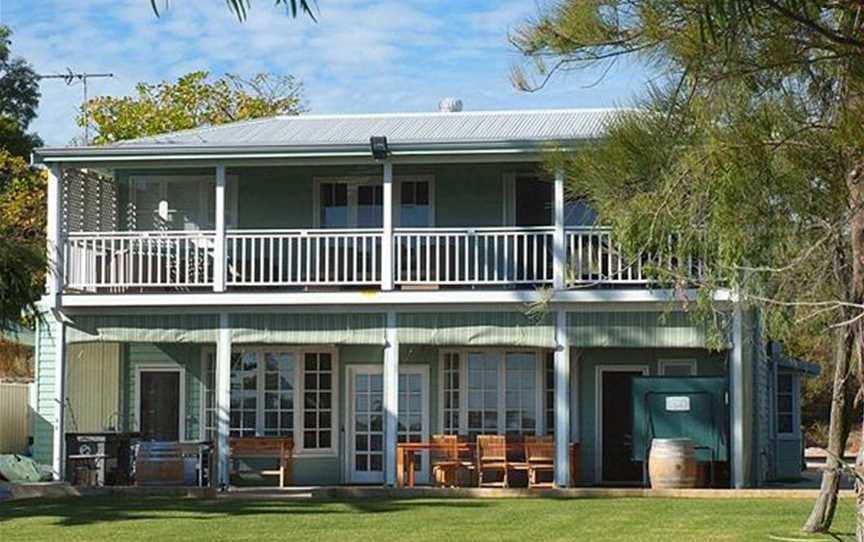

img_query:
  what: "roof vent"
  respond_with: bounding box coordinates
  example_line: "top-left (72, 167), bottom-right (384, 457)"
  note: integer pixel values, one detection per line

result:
top-left (438, 97), bottom-right (463, 113)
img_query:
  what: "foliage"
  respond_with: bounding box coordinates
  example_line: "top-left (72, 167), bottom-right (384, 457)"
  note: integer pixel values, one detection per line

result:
top-left (149, 0), bottom-right (318, 22)
top-left (513, 0), bottom-right (864, 533)
top-left (79, 71), bottom-right (305, 145)
top-left (0, 26), bottom-right (42, 332)
top-left (0, 150), bottom-right (46, 330)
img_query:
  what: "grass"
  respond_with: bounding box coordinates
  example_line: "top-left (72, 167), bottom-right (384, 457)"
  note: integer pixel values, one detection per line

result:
top-left (0, 496), bottom-right (858, 541)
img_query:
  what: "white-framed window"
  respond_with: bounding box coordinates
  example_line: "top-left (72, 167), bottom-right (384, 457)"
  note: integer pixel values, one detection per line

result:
top-left (776, 371), bottom-right (798, 437)
top-left (313, 175), bottom-right (435, 229)
top-left (466, 352), bottom-right (500, 437)
top-left (441, 352), bottom-right (461, 435)
top-left (301, 352), bottom-right (334, 450)
top-left (440, 349), bottom-right (545, 437)
top-left (397, 176), bottom-right (434, 227)
top-left (658, 359), bottom-right (697, 377)
top-left (202, 347), bottom-right (337, 455)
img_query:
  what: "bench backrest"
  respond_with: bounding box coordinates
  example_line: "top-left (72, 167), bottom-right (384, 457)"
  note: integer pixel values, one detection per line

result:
top-left (230, 437), bottom-right (294, 459)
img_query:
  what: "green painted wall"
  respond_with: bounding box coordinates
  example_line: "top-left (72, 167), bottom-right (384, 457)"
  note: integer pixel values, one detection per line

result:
top-left (33, 317), bottom-right (58, 466)
top-left (114, 163), bottom-right (539, 231)
top-left (775, 440), bottom-right (803, 480)
top-left (574, 347), bottom-right (726, 485)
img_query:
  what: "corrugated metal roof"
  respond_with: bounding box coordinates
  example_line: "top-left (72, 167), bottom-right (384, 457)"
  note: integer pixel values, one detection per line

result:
top-left (114, 108), bottom-right (624, 147)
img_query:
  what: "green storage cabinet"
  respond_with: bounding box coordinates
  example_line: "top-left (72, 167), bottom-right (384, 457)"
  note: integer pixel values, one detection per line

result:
top-left (631, 377), bottom-right (728, 463)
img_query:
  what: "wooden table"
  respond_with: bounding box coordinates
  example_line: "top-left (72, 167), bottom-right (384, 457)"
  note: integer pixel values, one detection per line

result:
top-left (397, 442), bottom-right (474, 488)
top-left (397, 441), bottom-right (582, 488)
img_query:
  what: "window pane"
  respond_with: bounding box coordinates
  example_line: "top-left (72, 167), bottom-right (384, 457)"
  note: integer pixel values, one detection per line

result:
top-left (302, 352), bottom-right (334, 449)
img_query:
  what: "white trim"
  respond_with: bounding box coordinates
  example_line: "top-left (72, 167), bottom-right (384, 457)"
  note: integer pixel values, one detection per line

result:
top-left (59, 287), bottom-right (736, 308)
top-left (383, 310), bottom-right (398, 483)
top-left (46, 165), bottom-right (63, 308)
top-left (658, 359), bottom-right (697, 376)
top-left (134, 365), bottom-right (187, 442)
top-left (553, 169), bottom-right (566, 290)
top-left (594, 364), bottom-right (650, 484)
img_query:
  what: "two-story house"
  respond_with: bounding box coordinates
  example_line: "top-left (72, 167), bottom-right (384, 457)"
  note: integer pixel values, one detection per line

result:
top-left (30, 106), bottom-right (813, 489)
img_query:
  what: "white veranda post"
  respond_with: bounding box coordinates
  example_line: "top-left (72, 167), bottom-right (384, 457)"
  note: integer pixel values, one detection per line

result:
top-left (216, 312), bottom-right (232, 488)
top-left (554, 308), bottom-right (571, 487)
top-left (383, 310), bottom-right (399, 486)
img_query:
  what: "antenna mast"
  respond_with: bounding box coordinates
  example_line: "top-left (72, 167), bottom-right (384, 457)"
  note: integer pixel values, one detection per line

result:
top-left (38, 68), bottom-right (114, 144)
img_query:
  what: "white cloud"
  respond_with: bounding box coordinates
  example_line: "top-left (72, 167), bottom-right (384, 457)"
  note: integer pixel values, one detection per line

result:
top-left (4, 0), bottom-right (651, 146)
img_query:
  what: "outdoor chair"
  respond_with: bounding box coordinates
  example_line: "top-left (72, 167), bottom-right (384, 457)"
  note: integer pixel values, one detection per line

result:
top-left (430, 434), bottom-right (462, 487)
top-left (476, 435), bottom-right (508, 487)
top-left (524, 436), bottom-right (555, 488)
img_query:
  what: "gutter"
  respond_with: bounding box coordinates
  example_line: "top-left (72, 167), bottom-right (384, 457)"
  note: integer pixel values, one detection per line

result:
top-left (32, 139), bottom-right (586, 164)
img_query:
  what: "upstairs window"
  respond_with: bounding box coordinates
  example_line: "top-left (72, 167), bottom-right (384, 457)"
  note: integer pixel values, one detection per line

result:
top-left (400, 179), bottom-right (432, 227)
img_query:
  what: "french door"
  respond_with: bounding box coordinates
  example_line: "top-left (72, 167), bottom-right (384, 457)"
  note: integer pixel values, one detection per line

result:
top-left (347, 365), bottom-right (429, 484)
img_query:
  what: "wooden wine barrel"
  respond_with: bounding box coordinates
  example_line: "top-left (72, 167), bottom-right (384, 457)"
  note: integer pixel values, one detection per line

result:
top-left (648, 438), bottom-right (697, 489)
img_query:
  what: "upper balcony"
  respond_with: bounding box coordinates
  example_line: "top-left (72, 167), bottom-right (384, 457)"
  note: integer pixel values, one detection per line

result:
top-left (55, 163), bottom-right (691, 297)
top-left (35, 108), bottom-right (701, 305)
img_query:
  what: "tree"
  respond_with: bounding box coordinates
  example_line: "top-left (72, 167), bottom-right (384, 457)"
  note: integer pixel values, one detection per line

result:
top-left (149, 0), bottom-right (318, 22)
top-left (0, 25), bottom-right (43, 333)
top-left (79, 71), bottom-right (305, 145)
top-left (513, 1), bottom-right (864, 535)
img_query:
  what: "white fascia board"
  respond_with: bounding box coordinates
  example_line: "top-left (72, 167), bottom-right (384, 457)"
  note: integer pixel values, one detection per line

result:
top-left (59, 288), bottom-right (733, 311)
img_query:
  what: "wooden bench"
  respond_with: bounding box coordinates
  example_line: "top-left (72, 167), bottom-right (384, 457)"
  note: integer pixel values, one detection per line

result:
top-left (229, 437), bottom-right (294, 487)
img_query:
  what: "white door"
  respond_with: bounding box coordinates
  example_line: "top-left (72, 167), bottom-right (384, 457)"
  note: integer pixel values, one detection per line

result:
top-left (347, 365), bottom-right (429, 484)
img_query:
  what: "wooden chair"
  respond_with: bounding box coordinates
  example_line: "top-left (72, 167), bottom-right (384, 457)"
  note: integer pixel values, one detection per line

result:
top-left (229, 437), bottom-right (294, 488)
top-left (476, 435), bottom-right (508, 487)
top-left (525, 436), bottom-right (555, 488)
top-left (430, 435), bottom-right (462, 487)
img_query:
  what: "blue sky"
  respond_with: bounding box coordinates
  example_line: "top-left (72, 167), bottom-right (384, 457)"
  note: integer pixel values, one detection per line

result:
top-left (1, 0), bottom-right (653, 145)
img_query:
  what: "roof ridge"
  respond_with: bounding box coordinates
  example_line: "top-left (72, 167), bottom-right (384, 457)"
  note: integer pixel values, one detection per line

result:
top-left (275, 107), bottom-right (631, 120)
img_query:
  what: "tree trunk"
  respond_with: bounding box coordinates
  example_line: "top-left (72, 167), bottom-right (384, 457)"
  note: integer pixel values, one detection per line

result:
top-left (802, 327), bottom-right (854, 533)
top-left (847, 161), bottom-right (864, 541)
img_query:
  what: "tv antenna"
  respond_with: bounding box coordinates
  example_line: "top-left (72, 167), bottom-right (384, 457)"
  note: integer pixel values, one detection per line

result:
top-left (38, 68), bottom-right (114, 144)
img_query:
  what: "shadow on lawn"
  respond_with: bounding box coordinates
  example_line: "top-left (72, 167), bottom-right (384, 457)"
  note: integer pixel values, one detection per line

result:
top-left (0, 496), bottom-right (492, 528)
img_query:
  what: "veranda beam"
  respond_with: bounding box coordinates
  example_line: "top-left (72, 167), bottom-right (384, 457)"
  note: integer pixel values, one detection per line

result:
top-left (554, 307), bottom-right (571, 487)
top-left (216, 312), bottom-right (232, 487)
top-left (383, 310), bottom-right (399, 486)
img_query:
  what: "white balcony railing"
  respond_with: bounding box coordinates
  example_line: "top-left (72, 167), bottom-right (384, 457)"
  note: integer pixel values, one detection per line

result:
top-left (64, 230), bottom-right (216, 290)
top-left (394, 227), bottom-right (554, 285)
top-left (226, 229), bottom-right (383, 286)
top-left (566, 227), bottom-right (646, 285)
top-left (62, 226), bottom-right (694, 292)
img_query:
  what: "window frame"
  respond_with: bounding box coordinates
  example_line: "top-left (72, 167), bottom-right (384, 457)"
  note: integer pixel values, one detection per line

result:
top-left (658, 359), bottom-right (698, 377)
top-left (438, 348), bottom-right (546, 436)
top-left (200, 345), bottom-right (339, 457)
top-left (775, 370), bottom-right (800, 440)
top-left (313, 175), bottom-right (435, 229)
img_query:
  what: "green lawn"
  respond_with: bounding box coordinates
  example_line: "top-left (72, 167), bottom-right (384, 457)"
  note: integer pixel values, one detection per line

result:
top-left (0, 496), bottom-right (857, 541)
